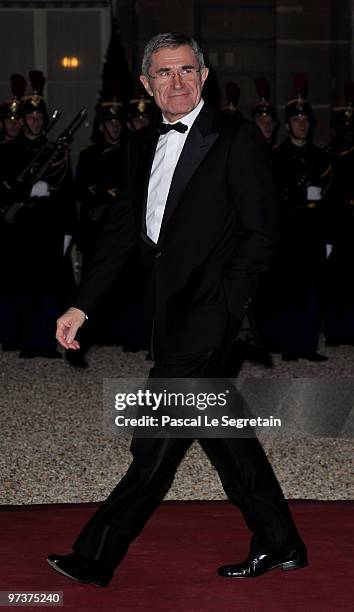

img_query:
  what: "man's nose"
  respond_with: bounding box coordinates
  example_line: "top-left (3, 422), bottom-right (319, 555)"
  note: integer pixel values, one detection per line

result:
top-left (171, 72), bottom-right (183, 88)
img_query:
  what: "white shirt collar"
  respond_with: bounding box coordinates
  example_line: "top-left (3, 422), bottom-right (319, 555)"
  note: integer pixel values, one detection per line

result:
top-left (162, 98), bottom-right (204, 130)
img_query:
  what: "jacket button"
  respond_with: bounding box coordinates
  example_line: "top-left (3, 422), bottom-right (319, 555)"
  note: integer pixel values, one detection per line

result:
top-left (155, 251), bottom-right (162, 258)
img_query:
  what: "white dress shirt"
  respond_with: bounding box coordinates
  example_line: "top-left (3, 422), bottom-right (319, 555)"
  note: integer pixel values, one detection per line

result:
top-left (146, 98), bottom-right (204, 243)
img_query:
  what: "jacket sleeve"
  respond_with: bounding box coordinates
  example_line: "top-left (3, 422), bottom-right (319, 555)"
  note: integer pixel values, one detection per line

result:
top-left (224, 121), bottom-right (278, 320)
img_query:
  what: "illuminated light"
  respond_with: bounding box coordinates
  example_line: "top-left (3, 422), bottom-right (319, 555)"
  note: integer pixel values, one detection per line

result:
top-left (61, 56), bottom-right (80, 69)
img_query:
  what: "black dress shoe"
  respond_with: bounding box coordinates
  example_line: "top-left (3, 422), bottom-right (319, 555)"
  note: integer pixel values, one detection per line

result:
top-left (65, 350), bottom-right (88, 368)
top-left (19, 349), bottom-right (39, 359)
top-left (122, 344), bottom-right (142, 353)
top-left (301, 352), bottom-right (328, 362)
top-left (218, 547), bottom-right (308, 578)
top-left (325, 338), bottom-right (340, 347)
top-left (325, 336), bottom-right (354, 347)
top-left (41, 350), bottom-right (62, 359)
top-left (19, 349), bottom-right (62, 359)
top-left (282, 351), bottom-right (328, 363)
top-left (281, 352), bottom-right (299, 362)
top-left (47, 553), bottom-right (113, 587)
top-left (2, 343), bottom-right (20, 351)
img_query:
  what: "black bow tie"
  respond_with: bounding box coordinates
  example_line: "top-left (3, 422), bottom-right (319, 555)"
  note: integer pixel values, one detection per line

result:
top-left (157, 121), bottom-right (188, 135)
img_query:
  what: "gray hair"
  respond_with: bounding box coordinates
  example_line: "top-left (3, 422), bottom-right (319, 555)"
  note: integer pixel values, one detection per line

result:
top-left (141, 32), bottom-right (206, 77)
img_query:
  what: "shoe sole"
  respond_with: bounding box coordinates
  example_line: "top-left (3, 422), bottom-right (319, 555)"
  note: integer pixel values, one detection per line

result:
top-left (219, 559), bottom-right (308, 577)
top-left (46, 558), bottom-right (110, 587)
top-left (47, 558), bottom-right (85, 584)
top-left (281, 559), bottom-right (308, 571)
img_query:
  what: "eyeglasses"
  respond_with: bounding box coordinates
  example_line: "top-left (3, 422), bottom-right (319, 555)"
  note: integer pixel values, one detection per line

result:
top-left (148, 67), bottom-right (201, 82)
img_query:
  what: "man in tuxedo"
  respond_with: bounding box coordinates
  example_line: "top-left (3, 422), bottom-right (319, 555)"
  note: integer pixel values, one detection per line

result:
top-left (47, 32), bottom-right (307, 585)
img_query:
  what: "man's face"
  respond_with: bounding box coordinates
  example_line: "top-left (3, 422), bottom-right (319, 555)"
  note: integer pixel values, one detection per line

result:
top-left (254, 115), bottom-right (275, 143)
top-left (3, 117), bottom-right (21, 140)
top-left (22, 112), bottom-right (44, 138)
top-left (140, 45), bottom-right (208, 122)
top-left (101, 119), bottom-right (122, 144)
top-left (288, 115), bottom-right (310, 142)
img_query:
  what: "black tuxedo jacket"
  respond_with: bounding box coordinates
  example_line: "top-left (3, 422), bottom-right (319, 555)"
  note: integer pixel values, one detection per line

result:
top-left (74, 103), bottom-right (278, 356)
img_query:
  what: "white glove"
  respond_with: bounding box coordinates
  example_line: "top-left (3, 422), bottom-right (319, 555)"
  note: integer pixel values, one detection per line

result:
top-left (307, 186), bottom-right (322, 201)
top-left (30, 180), bottom-right (50, 198)
top-left (63, 235), bottom-right (72, 255)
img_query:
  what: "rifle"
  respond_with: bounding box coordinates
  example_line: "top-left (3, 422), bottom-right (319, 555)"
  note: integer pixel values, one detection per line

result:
top-left (15, 109), bottom-right (61, 184)
top-left (1, 108), bottom-right (87, 224)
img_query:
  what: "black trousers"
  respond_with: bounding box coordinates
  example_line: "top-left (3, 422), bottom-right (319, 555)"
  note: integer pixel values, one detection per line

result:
top-left (73, 329), bottom-right (304, 569)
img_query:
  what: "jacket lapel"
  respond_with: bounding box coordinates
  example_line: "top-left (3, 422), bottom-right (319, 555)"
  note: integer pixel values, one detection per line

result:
top-left (157, 104), bottom-right (219, 245)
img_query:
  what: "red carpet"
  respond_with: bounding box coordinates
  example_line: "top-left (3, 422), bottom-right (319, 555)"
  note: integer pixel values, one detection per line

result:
top-left (0, 501), bottom-right (352, 611)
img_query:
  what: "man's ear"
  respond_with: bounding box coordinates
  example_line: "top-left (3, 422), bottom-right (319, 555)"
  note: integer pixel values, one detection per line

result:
top-left (140, 75), bottom-right (153, 97)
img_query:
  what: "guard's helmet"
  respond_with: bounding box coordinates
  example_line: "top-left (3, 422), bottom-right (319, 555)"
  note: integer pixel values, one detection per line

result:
top-left (20, 70), bottom-right (48, 122)
top-left (251, 78), bottom-right (277, 120)
top-left (0, 74), bottom-right (26, 120)
top-left (221, 81), bottom-right (242, 116)
top-left (285, 74), bottom-right (315, 124)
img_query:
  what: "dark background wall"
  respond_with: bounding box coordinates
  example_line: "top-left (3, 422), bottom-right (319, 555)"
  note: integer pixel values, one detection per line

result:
top-left (117, 0), bottom-right (353, 144)
top-left (0, 0), bottom-right (112, 164)
top-left (0, 0), bottom-right (352, 154)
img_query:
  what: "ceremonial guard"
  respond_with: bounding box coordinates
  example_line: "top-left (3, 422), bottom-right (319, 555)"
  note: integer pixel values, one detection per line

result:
top-left (222, 80), bottom-right (272, 369)
top-left (251, 78), bottom-right (278, 148)
top-left (326, 83), bottom-right (354, 158)
top-left (0, 75), bottom-right (26, 341)
top-left (0, 74), bottom-right (26, 143)
top-left (0, 71), bottom-right (76, 357)
top-left (260, 75), bottom-right (332, 361)
top-left (126, 92), bottom-right (156, 132)
top-left (324, 84), bottom-right (354, 345)
top-left (220, 81), bottom-right (243, 118)
top-left (76, 97), bottom-right (129, 263)
top-left (72, 92), bottom-right (144, 366)
top-left (248, 79), bottom-right (279, 366)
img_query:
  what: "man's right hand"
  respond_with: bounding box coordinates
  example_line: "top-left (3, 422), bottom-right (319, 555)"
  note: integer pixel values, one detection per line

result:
top-left (56, 307), bottom-right (86, 350)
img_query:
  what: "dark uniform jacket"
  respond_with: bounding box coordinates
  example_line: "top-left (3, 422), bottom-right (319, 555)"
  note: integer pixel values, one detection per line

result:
top-left (269, 137), bottom-right (332, 305)
top-left (75, 136), bottom-right (129, 261)
top-left (326, 147), bottom-right (354, 304)
top-left (0, 132), bottom-right (76, 294)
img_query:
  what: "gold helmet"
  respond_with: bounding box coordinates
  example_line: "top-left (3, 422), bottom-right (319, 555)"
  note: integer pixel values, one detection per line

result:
top-left (251, 78), bottom-right (277, 120)
top-left (0, 74), bottom-right (26, 120)
top-left (221, 81), bottom-right (242, 116)
top-left (285, 74), bottom-right (315, 124)
top-left (20, 70), bottom-right (48, 121)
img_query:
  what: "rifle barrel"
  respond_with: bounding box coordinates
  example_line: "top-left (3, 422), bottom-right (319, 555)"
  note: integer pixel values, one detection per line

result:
top-left (17, 109), bottom-right (87, 184)
top-left (45, 110), bottom-right (60, 135)
top-left (61, 108), bottom-right (87, 141)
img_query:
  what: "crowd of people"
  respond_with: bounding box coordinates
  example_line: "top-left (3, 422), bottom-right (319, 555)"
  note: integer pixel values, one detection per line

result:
top-left (0, 67), bottom-right (353, 367)
top-left (251, 77), bottom-right (354, 362)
